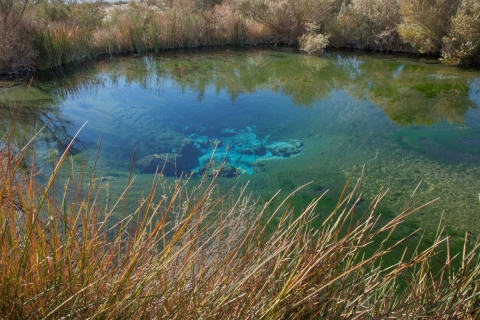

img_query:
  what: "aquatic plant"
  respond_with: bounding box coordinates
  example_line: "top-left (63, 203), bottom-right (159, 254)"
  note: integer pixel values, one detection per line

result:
top-left (32, 23), bottom-right (94, 70)
top-left (1, 123), bottom-right (480, 318)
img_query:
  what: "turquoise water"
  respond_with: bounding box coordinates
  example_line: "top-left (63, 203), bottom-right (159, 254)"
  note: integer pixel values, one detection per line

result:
top-left (1, 48), bottom-right (480, 238)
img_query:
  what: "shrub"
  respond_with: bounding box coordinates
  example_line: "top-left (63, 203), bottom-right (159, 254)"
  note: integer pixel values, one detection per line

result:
top-left (210, 2), bottom-right (247, 46)
top-left (193, 0), bottom-right (224, 10)
top-left (330, 0), bottom-right (401, 50)
top-left (0, 0), bottom-right (35, 74)
top-left (442, 0), bottom-right (480, 65)
top-left (0, 21), bottom-right (35, 74)
top-left (237, 0), bottom-right (344, 45)
top-left (1, 0), bottom-right (480, 73)
top-left (398, 0), bottom-right (462, 54)
top-left (299, 23), bottom-right (329, 55)
top-left (237, 0), bottom-right (306, 44)
top-left (0, 0), bottom-right (28, 30)
top-left (99, 1), bottom-right (233, 53)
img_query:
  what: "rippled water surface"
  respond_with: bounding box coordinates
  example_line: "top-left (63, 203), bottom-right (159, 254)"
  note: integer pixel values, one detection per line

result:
top-left (2, 48), bottom-right (480, 237)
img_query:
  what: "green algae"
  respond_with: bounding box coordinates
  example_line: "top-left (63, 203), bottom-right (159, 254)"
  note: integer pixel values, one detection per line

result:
top-left (1, 48), bottom-right (480, 244)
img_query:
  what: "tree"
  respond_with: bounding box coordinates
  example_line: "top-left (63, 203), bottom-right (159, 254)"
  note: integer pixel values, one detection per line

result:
top-left (0, 0), bottom-right (29, 30)
top-left (442, 0), bottom-right (480, 65)
top-left (332, 0), bottom-right (401, 50)
top-left (238, 0), bottom-right (343, 44)
top-left (398, 0), bottom-right (462, 54)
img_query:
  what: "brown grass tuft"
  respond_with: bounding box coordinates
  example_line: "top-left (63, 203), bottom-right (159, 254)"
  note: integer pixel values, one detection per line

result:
top-left (1, 126), bottom-right (479, 318)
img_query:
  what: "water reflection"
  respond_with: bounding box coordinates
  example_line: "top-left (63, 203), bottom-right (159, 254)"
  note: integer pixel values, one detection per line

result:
top-left (30, 50), bottom-right (480, 126)
top-left (1, 48), bottom-right (480, 236)
top-left (349, 61), bottom-right (477, 126)
top-left (2, 49), bottom-right (479, 159)
top-left (0, 80), bottom-right (84, 154)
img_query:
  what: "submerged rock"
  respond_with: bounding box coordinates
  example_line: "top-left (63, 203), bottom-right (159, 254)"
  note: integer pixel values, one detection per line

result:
top-left (193, 136), bottom-right (209, 148)
top-left (142, 126), bottom-right (304, 177)
top-left (138, 134), bottom-right (202, 175)
top-left (136, 153), bottom-right (182, 175)
top-left (252, 142), bottom-right (267, 155)
top-left (100, 176), bottom-right (116, 182)
top-left (179, 138), bottom-right (202, 169)
top-left (215, 163), bottom-right (238, 178)
top-left (233, 131), bottom-right (267, 156)
top-left (237, 147), bottom-right (252, 155)
top-left (253, 159), bottom-right (267, 173)
top-left (266, 139), bottom-right (303, 157)
top-left (199, 162), bottom-right (239, 178)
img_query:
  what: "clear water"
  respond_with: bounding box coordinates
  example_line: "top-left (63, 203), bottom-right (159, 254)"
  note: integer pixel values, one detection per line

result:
top-left (1, 48), bottom-right (480, 238)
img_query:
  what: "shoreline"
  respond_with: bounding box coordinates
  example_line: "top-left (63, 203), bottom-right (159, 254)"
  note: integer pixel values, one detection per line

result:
top-left (4, 44), bottom-right (477, 81)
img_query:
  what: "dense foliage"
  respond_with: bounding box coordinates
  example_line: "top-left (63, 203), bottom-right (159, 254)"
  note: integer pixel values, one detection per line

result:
top-left (1, 0), bottom-right (480, 74)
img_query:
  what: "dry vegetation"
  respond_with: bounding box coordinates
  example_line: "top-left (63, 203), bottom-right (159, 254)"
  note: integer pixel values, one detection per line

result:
top-left (1, 3), bottom-right (480, 315)
top-left (1, 0), bottom-right (480, 74)
top-left (1, 119), bottom-right (480, 318)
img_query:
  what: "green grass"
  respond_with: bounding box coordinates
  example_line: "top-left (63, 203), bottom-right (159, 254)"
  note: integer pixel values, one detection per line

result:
top-left (1, 125), bottom-right (480, 318)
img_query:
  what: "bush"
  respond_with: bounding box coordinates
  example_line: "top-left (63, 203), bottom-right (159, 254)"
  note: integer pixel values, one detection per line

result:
top-left (442, 0), bottom-right (480, 65)
top-left (0, 0), bottom-right (36, 74)
top-left (0, 0), bottom-right (28, 30)
top-left (0, 21), bottom-right (35, 74)
top-left (1, 0), bottom-right (480, 73)
top-left (398, 0), bottom-right (462, 54)
top-left (330, 0), bottom-right (401, 50)
top-left (299, 24), bottom-right (329, 55)
top-left (237, 0), bottom-right (343, 45)
top-left (238, 0), bottom-right (306, 44)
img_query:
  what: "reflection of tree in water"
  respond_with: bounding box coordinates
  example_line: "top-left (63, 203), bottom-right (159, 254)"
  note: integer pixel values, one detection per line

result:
top-left (144, 50), bottom-right (478, 125)
top-left (340, 58), bottom-right (478, 126)
top-left (0, 95), bottom-right (83, 155)
top-left (3, 49), bottom-right (479, 136)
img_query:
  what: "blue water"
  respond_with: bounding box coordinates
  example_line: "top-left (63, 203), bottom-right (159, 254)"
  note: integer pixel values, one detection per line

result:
top-left (1, 48), bottom-right (480, 236)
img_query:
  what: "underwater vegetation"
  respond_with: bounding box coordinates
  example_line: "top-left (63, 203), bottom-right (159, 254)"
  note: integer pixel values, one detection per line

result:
top-left (1, 37), bottom-right (480, 316)
top-left (1, 130), bottom-right (480, 318)
top-left (2, 49), bottom-right (480, 239)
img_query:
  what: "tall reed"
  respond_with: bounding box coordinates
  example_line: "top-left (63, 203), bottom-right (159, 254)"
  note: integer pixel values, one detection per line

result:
top-left (33, 23), bottom-right (95, 70)
top-left (1, 126), bottom-right (479, 318)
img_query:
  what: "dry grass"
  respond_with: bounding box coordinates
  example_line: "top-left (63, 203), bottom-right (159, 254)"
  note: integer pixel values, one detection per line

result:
top-left (33, 22), bottom-right (95, 70)
top-left (1, 123), bottom-right (479, 318)
top-left (1, 0), bottom-right (480, 74)
top-left (98, 1), bottom-right (248, 53)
